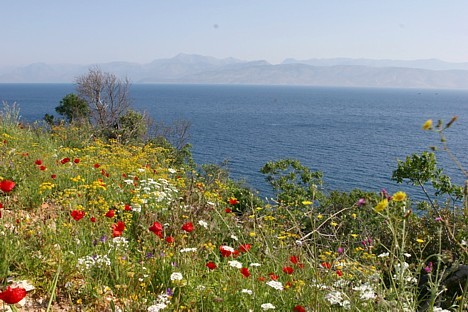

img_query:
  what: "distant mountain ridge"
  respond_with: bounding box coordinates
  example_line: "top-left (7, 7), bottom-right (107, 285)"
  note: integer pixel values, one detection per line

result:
top-left (282, 57), bottom-right (468, 71)
top-left (1, 54), bottom-right (468, 89)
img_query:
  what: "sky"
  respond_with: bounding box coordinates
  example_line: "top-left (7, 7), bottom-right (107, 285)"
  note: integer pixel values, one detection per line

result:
top-left (2, 1), bottom-right (468, 67)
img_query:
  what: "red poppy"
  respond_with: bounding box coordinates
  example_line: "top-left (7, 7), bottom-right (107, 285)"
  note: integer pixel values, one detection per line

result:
top-left (70, 210), bottom-right (85, 221)
top-left (290, 255), bottom-right (300, 264)
top-left (149, 222), bottom-right (164, 238)
top-left (225, 208), bottom-right (232, 213)
top-left (124, 204), bottom-right (132, 211)
top-left (219, 245), bottom-right (233, 257)
top-left (112, 221), bottom-right (126, 237)
top-left (238, 244), bottom-right (251, 253)
top-left (336, 270), bottom-right (343, 277)
top-left (35, 159), bottom-right (43, 165)
top-left (73, 158), bottom-right (80, 164)
top-left (0, 180), bottom-right (16, 193)
top-left (165, 236), bottom-right (175, 244)
top-left (321, 262), bottom-right (331, 269)
top-left (51, 174), bottom-right (57, 179)
top-left (292, 306), bottom-right (306, 312)
top-left (0, 286), bottom-right (27, 304)
top-left (290, 255), bottom-right (305, 268)
top-left (90, 217), bottom-right (96, 223)
top-left (94, 163), bottom-right (100, 168)
top-left (228, 197), bottom-right (239, 205)
top-left (282, 266), bottom-right (294, 274)
top-left (240, 267), bottom-right (250, 278)
top-left (60, 157), bottom-right (70, 164)
top-left (257, 276), bottom-right (266, 282)
top-left (206, 261), bottom-right (217, 270)
top-left (105, 210), bottom-right (115, 218)
top-left (39, 165), bottom-right (47, 171)
top-left (181, 222), bottom-right (194, 233)
top-left (269, 273), bottom-right (279, 280)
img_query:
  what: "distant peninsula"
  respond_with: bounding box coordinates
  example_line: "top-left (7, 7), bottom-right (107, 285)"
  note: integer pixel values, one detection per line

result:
top-left (1, 54), bottom-right (468, 89)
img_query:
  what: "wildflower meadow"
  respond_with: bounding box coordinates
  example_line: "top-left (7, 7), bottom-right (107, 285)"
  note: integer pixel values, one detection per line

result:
top-left (0, 105), bottom-right (467, 311)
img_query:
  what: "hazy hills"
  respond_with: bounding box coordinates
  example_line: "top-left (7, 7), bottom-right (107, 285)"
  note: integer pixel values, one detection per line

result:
top-left (1, 54), bottom-right (468, 89)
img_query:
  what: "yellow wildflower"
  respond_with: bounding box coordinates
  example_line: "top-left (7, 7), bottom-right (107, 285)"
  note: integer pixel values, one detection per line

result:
top-left (422, 119), bottom-right (433, 130)
top-left (392, 191), bottom-right (407, 202)
top-left (374, 199), bottom-right (388, 212)
top-left (416, 238), bottom-right (425, 243)
top-left (302, 200), bottom-right (312, 205)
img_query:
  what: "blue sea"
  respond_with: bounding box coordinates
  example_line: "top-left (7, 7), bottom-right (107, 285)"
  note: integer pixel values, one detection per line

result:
top-left (1, 83), bottom-right (467, 199)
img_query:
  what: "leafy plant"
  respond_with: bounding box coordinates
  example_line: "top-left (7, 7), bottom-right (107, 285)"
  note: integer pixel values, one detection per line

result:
top-left (261, 159), bottom-right (323, 207)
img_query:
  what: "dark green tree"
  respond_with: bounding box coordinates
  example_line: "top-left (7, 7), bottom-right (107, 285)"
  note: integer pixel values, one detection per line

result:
top-left (55, 93), bottom-right (90, 123)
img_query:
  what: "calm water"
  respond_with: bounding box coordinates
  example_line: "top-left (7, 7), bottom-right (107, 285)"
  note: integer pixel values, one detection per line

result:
top-left (1, 83), bottom-right (467, 198)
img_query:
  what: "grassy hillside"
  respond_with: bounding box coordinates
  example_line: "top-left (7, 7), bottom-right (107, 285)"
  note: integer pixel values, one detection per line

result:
top-left (0, 112), bottom-right (467, 311)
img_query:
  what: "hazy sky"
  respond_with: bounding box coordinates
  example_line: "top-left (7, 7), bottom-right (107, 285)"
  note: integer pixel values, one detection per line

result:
top-left (2, 1), bottom-right (468, 67)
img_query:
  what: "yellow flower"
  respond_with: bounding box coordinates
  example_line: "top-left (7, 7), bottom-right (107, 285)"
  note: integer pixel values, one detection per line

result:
top-left (392, 191), bottom-right (407, 202)
top-left (302, 200), bottom-right (312, 205)
top-left (317, 214), bottom-right (323, 219)
top-left (422, 119), bottom-right (433, 130)
top-left (330, 221), bottom-right (338, 227)
top-left (416, 238), bottom-right (425, 243)
top-left (374, 199), bottom-right (388, 212)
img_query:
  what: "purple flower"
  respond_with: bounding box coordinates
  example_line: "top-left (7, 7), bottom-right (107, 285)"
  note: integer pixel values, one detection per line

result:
top-left (337, 247), bottom-right (344, 254)
top-left (356, 198), bottom-right (366, 207)
top-left (380, 188), bottom-right (392, 200)
top-left (166, 288), bottom-right (174, 296)
top-left (424, 262), bottom-right (433, 273)
top-left (361, 238), bottom-right (372, 247)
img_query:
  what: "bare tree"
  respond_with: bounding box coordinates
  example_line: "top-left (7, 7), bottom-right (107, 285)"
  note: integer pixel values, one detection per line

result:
top-left (150, 119), bottom-right (192, 150)
top-left (76, 67), bottom-right (131, 129)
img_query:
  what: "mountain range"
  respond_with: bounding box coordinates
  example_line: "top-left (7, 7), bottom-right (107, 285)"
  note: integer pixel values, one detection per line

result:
top-left (1, 54), bottom-right (468, 89)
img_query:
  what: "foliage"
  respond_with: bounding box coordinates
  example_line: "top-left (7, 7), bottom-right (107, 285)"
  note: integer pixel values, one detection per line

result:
top-left (260, 159), bottom-right (323, 207)
top-left (112, 109), bottom-right (149, 144)
top-left (55, 93), bottom-right (90, 124)
top-left (392, 151), bottom-right (463, 203)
